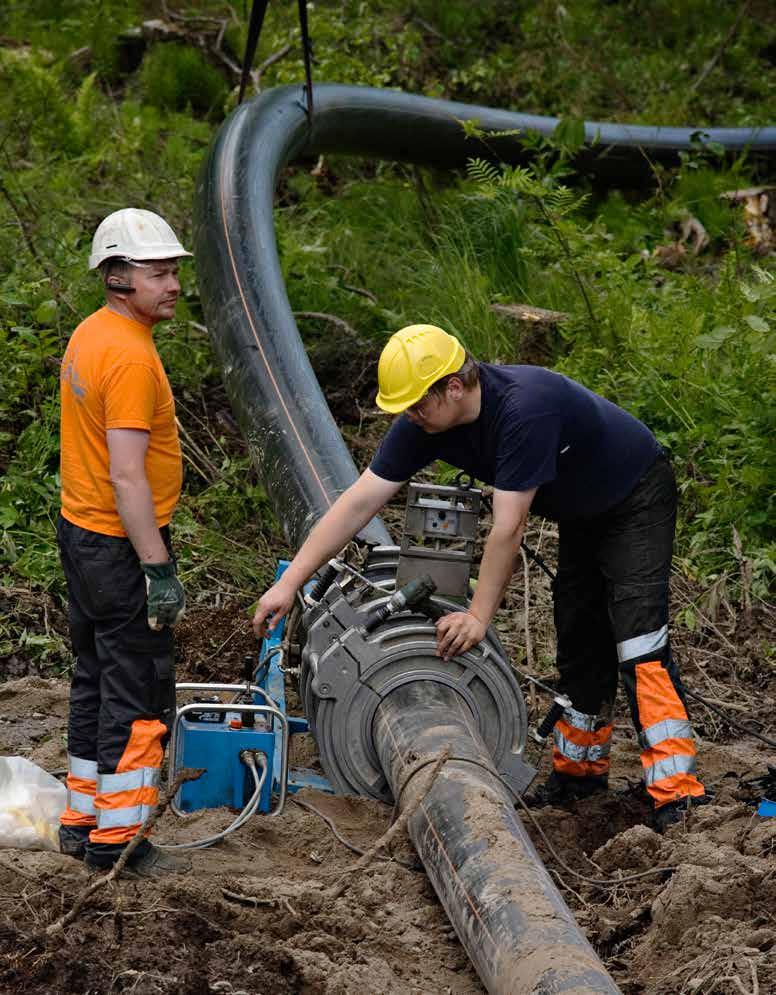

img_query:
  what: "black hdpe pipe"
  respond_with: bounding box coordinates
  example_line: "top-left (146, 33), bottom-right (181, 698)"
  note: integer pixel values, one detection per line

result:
top-left (193, 83), bottom-right (776, 549)
top-left (373, 681), bottom-right (620, 994)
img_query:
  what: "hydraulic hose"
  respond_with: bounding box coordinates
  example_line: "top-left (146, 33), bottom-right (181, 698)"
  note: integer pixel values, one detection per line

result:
top-left (372, 680), bottom-right (620, 994)
top-left (159, 751), bottom-right (268, 851)
top-left (193, 84), bottom-right (775, 549)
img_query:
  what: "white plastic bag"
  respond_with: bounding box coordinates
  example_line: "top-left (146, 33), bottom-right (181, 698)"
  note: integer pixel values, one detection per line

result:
top-left (0, 756), bottom-right (67, 852)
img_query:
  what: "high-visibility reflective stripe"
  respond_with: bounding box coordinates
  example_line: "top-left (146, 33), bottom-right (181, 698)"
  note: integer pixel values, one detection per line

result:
top-left (554, 731), bottom-right (588, 762)
top-left (563, 707), bottom-right (598, 732)
top-left (60, 808), bottom-right (97, 827)
top-left (67, 789), bottom-right (96, 815)
top-left (617, 625), bottom-right (668, 663)
top-left (554, 731), bottom-right (612, 763)
top-left (98, 766), bottom-right (160, 794)
top-left (96, 804), bottom-right (154, 829)
top-left (68, 754), bottom-right (98, 779)
top-left (640, 718), bottom-right (692, 750)
top-left (96, 786), bottom-right (159, 812)
top-left (643, 752), bottom-right (696, 786)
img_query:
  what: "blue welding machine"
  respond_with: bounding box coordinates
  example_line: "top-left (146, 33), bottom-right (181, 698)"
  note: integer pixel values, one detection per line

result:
top-left (168, 561), bottom-right (332, 818)
top-left (173, 706), bottom-right (276, 814)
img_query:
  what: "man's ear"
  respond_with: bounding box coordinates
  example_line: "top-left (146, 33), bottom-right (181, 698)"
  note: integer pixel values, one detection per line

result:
top-left (446, 376), bottom-right (465, 400)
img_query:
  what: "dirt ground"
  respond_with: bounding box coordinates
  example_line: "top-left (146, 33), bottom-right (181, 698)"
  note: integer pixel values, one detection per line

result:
top-left (1, 593), bottom-right (774, 995)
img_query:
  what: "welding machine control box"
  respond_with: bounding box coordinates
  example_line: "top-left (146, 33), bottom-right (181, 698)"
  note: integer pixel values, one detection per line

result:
top-left (175, 710), bottom-right (275, 814)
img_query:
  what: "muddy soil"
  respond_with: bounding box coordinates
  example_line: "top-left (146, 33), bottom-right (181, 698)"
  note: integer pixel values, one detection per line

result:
top-left (1, 559), bottom-right (774, 994)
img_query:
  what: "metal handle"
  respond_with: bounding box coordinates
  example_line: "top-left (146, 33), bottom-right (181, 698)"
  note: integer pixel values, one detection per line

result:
top-left (533, 698), bottom-right (569, 743)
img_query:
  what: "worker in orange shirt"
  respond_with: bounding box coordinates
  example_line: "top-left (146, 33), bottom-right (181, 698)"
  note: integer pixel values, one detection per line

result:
top-left (57, 209), bottom-right (190, 877)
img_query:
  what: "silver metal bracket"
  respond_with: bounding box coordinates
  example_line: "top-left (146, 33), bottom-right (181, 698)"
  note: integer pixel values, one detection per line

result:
top-left (396, 481), bottom-right (481, 598)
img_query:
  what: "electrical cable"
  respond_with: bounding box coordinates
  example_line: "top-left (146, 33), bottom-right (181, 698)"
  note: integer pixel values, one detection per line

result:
top-left (328, 558), bottom-right (392, 594)
top-left (159, 752), bottom-right (268, 850)
top-left (289, 795), bottom-right (422, 871)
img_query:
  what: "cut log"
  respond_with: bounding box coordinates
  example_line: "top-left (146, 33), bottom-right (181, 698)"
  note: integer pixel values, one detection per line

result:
top-left (491, 303), bottom-right (570, 325)
top-left (721, 186), bottom-right (776, 255)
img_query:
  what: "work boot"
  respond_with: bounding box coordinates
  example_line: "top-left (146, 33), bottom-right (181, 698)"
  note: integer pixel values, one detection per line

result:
top-left (653, 793), bottom-right (710, 833)
top-left (85, 840), bottom-right (191, 877)
top-left (59, 825), bottom-right (92, 860)
top-left (525, 770), bottom-right (609, 808)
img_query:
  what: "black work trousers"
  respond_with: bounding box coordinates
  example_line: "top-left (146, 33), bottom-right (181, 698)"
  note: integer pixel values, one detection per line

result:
top-left (57, 516), bottom-right (176, 847)
top-left (553, 453), bottom-right (687, 725)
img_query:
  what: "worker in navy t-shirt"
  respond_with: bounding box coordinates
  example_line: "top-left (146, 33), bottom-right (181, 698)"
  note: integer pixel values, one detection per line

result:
top-left (254, 324), bottom-right (706, 830)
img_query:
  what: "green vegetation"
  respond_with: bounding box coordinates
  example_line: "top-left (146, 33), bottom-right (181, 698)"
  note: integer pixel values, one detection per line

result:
top-left (1, 1), bottom-right (774, 666)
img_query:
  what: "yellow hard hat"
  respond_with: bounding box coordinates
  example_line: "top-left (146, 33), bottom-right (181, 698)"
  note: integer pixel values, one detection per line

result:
top-left (375, 324), bottom-right (466, 413)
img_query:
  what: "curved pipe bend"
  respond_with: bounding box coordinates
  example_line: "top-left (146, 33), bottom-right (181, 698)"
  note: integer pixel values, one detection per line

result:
top-left (193, 83), bottom-right (775, 549)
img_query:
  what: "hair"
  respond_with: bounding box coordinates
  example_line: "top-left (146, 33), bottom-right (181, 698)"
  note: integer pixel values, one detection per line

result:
top-left (426, 352), bottom-right (480, 398)
top-left (99, 257), bottom-right (133, 290)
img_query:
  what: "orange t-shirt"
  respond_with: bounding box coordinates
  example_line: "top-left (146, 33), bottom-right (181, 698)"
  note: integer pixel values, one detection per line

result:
top-left (60, 307), bottom-right (182, 537)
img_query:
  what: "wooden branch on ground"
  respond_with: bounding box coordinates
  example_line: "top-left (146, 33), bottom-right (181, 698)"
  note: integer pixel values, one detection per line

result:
top-left (222, 888), bottom-right (298, 918)
top-left (139, 7), bottom-right (293, 95)
top-left (519, 546), bottom-right (537, 717)
top-left (40, 767), bottom-right (203, 939)
top-left (293, 310), bottom-right (369, 345)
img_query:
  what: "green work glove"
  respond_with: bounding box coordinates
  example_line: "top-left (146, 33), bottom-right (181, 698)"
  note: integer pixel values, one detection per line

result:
top-left (141, 561), bottom-right (186, 630)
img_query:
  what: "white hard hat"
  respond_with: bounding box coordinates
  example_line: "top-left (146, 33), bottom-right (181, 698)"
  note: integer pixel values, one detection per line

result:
top-left (88, 208), bottom-right (192, 270)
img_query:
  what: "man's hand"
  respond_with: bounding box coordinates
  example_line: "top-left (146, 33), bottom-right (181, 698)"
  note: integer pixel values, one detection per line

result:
top-left (141, 561), bottom-right (185, 630)
top-left (435, 611), bottom-right (487, 662)
top-left (253, 579), bottom-right (297, 640)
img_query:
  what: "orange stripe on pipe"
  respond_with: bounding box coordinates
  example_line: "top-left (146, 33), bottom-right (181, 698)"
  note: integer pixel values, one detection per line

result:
top-left (116, 719), bottom-right (166, 773)
top-left (93, 786), bottom-right (159, 811)
top-left (219, 165), bottom-right (333, 510)
top-left (635, 660), bottom-right (688, 729)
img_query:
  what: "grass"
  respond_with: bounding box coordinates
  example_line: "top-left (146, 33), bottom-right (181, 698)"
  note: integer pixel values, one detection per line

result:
top-left (0, 1), bottom-right (774, 670)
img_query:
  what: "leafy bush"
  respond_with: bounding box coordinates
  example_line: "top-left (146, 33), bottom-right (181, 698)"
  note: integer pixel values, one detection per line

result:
top-left (139, 44), bottom-right (228, 117)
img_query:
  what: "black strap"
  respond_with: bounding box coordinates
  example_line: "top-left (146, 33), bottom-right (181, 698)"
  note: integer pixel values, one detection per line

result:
top-left (238, 0), bottom-right (271, 105)
top-left (297, 0), bottom-right (314, 116)
top-left (520, 540), bottom-right (556, 582)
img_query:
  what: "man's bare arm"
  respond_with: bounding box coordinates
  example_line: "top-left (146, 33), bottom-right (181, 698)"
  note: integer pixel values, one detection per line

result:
top-left (436, 487), bottom-right (536, 660)
top-left (107, 428), bottom-right (169, 563)
top-left (253, 469), bottom-right (402, 636)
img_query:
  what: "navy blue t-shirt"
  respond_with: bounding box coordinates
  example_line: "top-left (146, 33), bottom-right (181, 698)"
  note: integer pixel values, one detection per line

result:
top-left (369, 364), bottom-right (661, 521)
